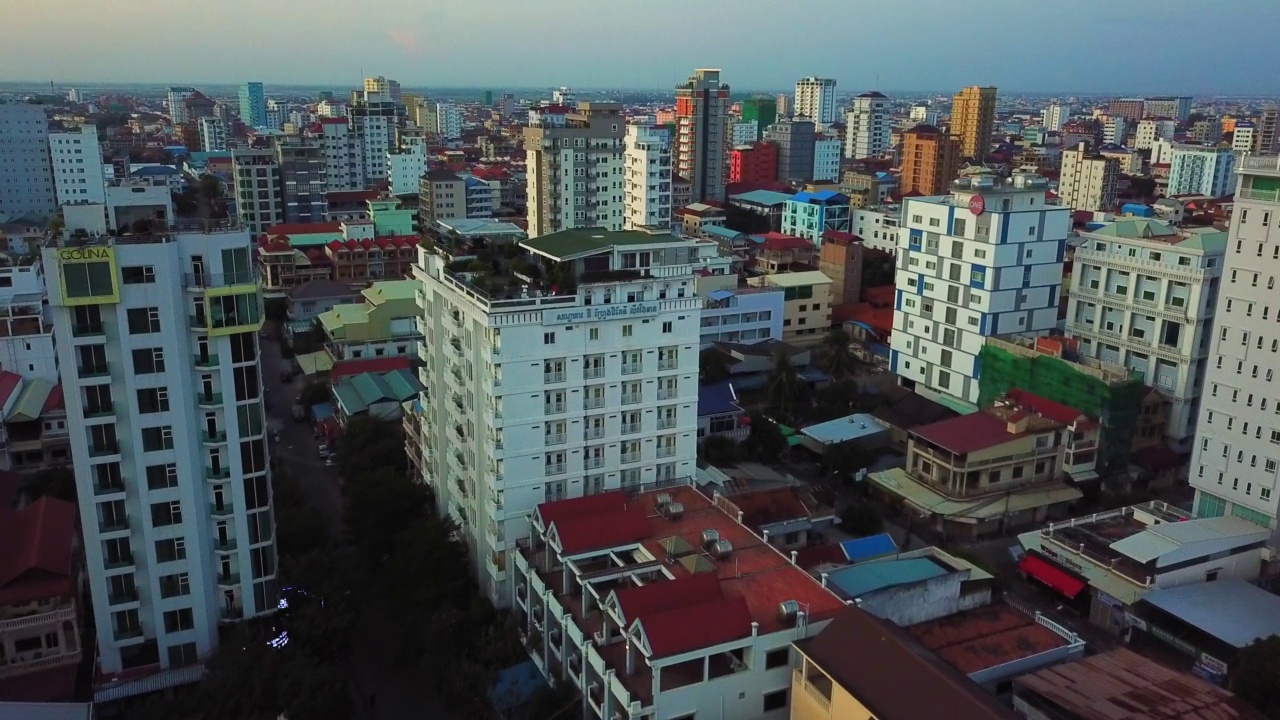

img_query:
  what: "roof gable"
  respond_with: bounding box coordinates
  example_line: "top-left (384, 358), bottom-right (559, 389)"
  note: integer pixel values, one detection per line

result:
top-left (610, 573), bottom-right (722, 625)
top-left (632, 598), bottom-right (753, 658)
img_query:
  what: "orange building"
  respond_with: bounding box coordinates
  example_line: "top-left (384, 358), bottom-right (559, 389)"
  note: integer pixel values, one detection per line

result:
top-left (900, 125), bottom-right (961, 196)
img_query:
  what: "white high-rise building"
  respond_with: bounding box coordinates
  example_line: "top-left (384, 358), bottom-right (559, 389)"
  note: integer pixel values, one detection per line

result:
top-left (435, 103), bottom-right (463, 140)
top-left (316, 101), bottom-right (347, 119)
top-left (1041, 103), bottom-right (1069, 132)
top-left (813, 135), bottom-right (841, 182)
top-left (198, 117), bottom-right (227, 153)
top-left (387, 146), bottom-right (428, 197)
top-left (794, 77), bottom-right (838, 124)
top-left (525, 103), bottom-right (625, 236)
top-left (1188, 155), bottom-right (1280, 530)
top-left (409, 228), bottom-right (714, 605)
top-left (1232, 122), bottom-right (1258, 154)
top-left (310, 118), bottom-right (365, 191)
top-left (349, 91), bottom-right (399, 186)
top-left (623, 125), bottom-right (673, 230)
top-left (0, 102), bottom-right (57, 221)
top-left (845, 91), bottom-right (892, 159)
top-left (1101, 115), bottom-right (1128, 146)
top-left (50, 126), bottom-right (106, 206)
top-left (891, 171), bottom-right (1067, 406)
top-left (1058, 142), bottom-right (1119, 212)
top-left (363, 76), bottom-right (402, 104)
top-left (909, 103), bottom-right (939, 126)
top-left (43, 218), bottom-right (277, 683)
top-left (1134, 119), bottom-right (1177, 150)
top-left (167, 87), bottom-right (196, 124)
top-left (1168, 144), bottom-right (1238, 197)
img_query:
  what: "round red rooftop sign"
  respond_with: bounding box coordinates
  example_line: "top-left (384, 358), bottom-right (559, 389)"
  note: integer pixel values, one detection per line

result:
top-left (969, 194), bottom-right (986, 216)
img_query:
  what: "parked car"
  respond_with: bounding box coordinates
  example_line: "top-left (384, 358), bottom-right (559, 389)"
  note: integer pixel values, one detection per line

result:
top-left (324, 456), bottom-right (337, 468)
top-left (318, 444), bottom-right (330, 458)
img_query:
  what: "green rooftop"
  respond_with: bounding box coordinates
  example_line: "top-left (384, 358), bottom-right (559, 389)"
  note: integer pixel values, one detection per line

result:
top-left (520, 227), bottom-right (683, 261)
top-left (1089, 219), bottom-right (1177, 239)
top-left (361, 279), bottom-right (419, 305)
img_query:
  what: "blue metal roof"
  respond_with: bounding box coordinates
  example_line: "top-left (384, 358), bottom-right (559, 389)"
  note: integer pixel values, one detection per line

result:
top-left (697, 381), bottom-right (741, 417)
top-left (790, 190), bottom-right (848, 204)
top-left (826, 557), bottom-right (948, 599)
top-left (730, 190), bottom-right (793, 206)
top-left (707, 289), bottom-right (735, 301)
top-left (702, 224), bottom-right (744, 240)
top-left (839, 533), bottom-right (898, 563)
top-left (132, 165), bottom-right (180, 177)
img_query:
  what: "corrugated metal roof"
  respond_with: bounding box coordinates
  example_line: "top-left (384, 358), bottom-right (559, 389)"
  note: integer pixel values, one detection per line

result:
top-left (827, 557), bottom-right (948, 599)
top-left (6, 379), bottom-right (52, 423)
top-left (1141, 581), bottom-right (1280, 649)
top-left (839, 533), bottom-right (898, 563)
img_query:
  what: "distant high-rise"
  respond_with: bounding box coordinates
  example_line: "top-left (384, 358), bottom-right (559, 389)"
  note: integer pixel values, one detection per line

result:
top-left (623, 125), bottom-right (673, 230)
top-left (167, 87), bottom-right (196, 124)
top-left (673, 69), bottom-right (731, 203)
top-left (237, 82), bottom-right (267, 129)
top-left (1107, 98), bottom-right (1145, 123)
top-left (363, 76), bottom-right (402, 104)
top-left (764, 119), bottom-right (816, 183)
top-left (198, 117), bottom-right (227, 152)
top-left (349, 88), bottom-right (402, 186)
top-left (1059, 142), bottom-right (1119, 212)
top-left (845, 91), bottom-right (891, 159)
top-left (950, 86), bottom-right (997, 159)
top-left (1167, 144), bottom-right (1237, 197)
top-left (740, 97), bottom-right (777, 141)
top-left (794, 77), bottom-right (838, 125)
top-left (776, 93), bottom-right (790, 119)
top-left (0, 102), bottom-right (57, 221)
top-left (1041, 103), bottom-right (1069, 132)
top-left (1258, 107), bottom-right (1277, 155)
top-left (50, 126), bottom-right (106, 206)
top-left (899, 125), bottom-right (960, 196)
top-left (1141, 96), bottom-right (1192, 123)
top-left (526, 103), bottom-right (625, 236)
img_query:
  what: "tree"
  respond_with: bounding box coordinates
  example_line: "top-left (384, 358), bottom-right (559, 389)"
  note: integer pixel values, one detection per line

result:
top-left (821, 327), bottom-right (855, 378)
top-left (297, 379), bottom-right (330, 409)
top-left (699, 348), bottom-right (732, 385)
top-left (698, 435), bottom-right (741, 465)
top-left (861, 253), bottom-right (895, 288)
top-left (196, 174), bottom-right (223, 200)
top-left (764, 348), bottom-right (807, 422)
top-left (336, 416), bottom-right (406, 477)
top-left (747, 412), bottom-right (788, 463)
top-left (840, 502), bottom-right (885, 538)
top-left (1233, 635), bottom-right (1280, 719)
top-left (343, 467), bottom-right (430, 563)
top-left (821, 442), bottom-right (872, 483)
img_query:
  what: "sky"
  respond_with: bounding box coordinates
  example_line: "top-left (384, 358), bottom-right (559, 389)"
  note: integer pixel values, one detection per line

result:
top-left (4, 0), bottom-right (1279, 95)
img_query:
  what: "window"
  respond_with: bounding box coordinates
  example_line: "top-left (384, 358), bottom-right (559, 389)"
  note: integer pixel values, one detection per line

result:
top-left (662, 321), bottom-right (673, 333)
top-left (543, 331), bottom-right (556, 345)
top-left (168, 642), bottom-right (198, 668)
top-left (156, 538), bottom-right (186, 563)
top-left (765, 647), bottom-right (790, 669)
top-left (159, 573), bottom-right (190, 599)
top-left (151, 501), bottom-right (182, 527)
top-left (163, 608), bottom-right (195, 633)
top-left (141, 426), bottom-right (174, 452)
top-left (244, 475), bottom-right (271, 509)
top-left (233, 365), bottom-right (260, 401)
top-left (62, 259), bottom-right (116, 298)
top-left (763, 689), bottom-right (788, 712)
top-left (126, 307), bottom-right (161, 334)
top-left (132, 348), bottom-right (166, 374)
top-left (137, 388), bottom-right (170, 414)
top-left (588, 328), bottom-right (599, 341)
top-left (622, 324), bottom-right (633, 338)
top-left (146, 463), bottom-right (178, 490)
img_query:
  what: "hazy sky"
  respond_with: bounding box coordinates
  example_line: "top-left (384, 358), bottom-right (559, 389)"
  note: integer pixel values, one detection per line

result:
top-left (5, 0), bottom-right (1279, 94)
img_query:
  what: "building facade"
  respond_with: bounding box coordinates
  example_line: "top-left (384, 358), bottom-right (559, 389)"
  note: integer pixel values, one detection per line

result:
top-left (794, 77), bottom-right (838, 124)
top-left (197, 117), bottom-right (227, 153)
top-left (892, 172), bottom-right (1067, 405)
top-left (623, 125), bottom-right (673, 230)
top-left (899, 125), bottom-right (960, 196)
top-left (309, 118), bottom-right (365, 192)
top-left (0, 103), bottom-right (56, 221)
top-left (764, 119), bottom-right (816, 183)
top-left (950, 86), bottom-right (997, 159)
top-left (674, 69), bottom-right (731, 203)
top-left (1142, 96), bottom-right (1192, 123)
top-left (1134, 119), bottom-right (1176, 150)
top-left (729, 142), bottom-right (778, 187)
top-left (845, 92), bottom-right (891, 159)
top-left (747, 270), bottom-right (833, 347)
top-left (1188, 156), bottom-right (1280, 529)
top-left (526, 103), bottom-right (625, 237)
top-left (1041, 103), bottom-right (1069, 132)
top-left (50, 126), bottom-right (106, 207)
top-left (1059, 142), bottom-right (1119, 212)
top-left (231, 149), bottom-right (283, 237)
top-left (409, 228), bottom-right (712, 606)
top-left (741, 97), bottom-right (777, 140)
top-left (812, 136), bottom-right (841, 183)
top-left (43, 220), bottom-right (276, 684)
top-left (1108, 98), bottom-right (1146, 123)
top-left (1167, 144), bottom-right (1238, 197)
top-left (781, 191), bottom-right (851, 245)
top-left (1066, 219), bottom-right (1223, 449)
top-left (237, 82), bottom-right (266, 129)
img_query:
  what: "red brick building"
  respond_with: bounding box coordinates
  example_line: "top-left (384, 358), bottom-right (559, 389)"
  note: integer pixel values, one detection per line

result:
top-left (729, 141), bottom-right (778, 186)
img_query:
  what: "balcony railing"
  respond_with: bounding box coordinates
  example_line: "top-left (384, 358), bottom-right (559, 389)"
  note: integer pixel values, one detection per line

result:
top-left (185, 271), bottom-right (259, 290)
top-left (584, 397), bottom-right (605, 410)
top-left (544, 403), bottom-right (566, 414)
top-left (196, 392), bottom-right (223, 407)
top-left (210, 502), bottom-right (234, 517)
top-left (112, 626), bottom-right (144, 642)
top-left (194, 353), bottom-right (219, 368)
top-left (84, 404), bottom-right (116, 419)
top-left (543, 371), bottom-right (565, 384)
top-left (545, 433), bottom-right (567, 446)
top-left (622, 423), bottom-right (642, 435)
top-left (621, 393), bottom-right (641, 405)
top-left (78, 363), bottom-right (110, 379)
top-left (584, 428), bottom-right (605, 441)
top-left (98, 516), bottom-right (128, 533)
top-left (583, 367), bottom-right (605, 380)
top-left (657, 417), bottom-right (677, 430)
top-left (621, 452), bottom-right (641, 464)
top-left (657, 446), bottom-right (676, 458)
top-left (72, 323), bottom-right (105, 338)
top-left (206, 466), bottom-right (230, 480)
top-left (89, 443), bottom-right (120, 458)
top-left (545, 463), bottom-right (567, 476)
top-left (621, 364), bottom-right (643, 375)
top-left (0, 606), bottom-right (76, 632)
top-left (657, 388), bottom-right (677, 400)
top-left (585, 457), bottom-right (605, 470)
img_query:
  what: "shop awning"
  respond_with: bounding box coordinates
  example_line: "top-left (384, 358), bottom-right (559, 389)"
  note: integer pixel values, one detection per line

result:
top-left (1019, 552), bottom-right (1087, 599)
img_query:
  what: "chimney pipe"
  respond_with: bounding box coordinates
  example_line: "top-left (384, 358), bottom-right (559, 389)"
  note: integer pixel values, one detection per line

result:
top-left (790, 550), bottom-right (798, 564)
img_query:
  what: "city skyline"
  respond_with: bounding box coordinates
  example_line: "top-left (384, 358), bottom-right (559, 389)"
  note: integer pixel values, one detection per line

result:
top-left (6, 0), bottom-right (1280, 95)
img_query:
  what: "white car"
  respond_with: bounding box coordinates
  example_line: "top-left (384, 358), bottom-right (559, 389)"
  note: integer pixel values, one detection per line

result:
top-left (317, 444), bottom-right (330, 458)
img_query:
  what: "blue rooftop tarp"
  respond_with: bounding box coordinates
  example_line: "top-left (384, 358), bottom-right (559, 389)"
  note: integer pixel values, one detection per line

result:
top-left (311, 402), bottom-right (335, 421)
top-left (826, 557), bottom-right (949, 599)
top-left (839, 533), bottom-right (898, 564)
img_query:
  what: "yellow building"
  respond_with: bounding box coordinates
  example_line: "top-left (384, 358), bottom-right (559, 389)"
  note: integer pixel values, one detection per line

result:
top-left (950, 86), bottom-right (998, 159)
top-left (317, 279), bottom-right (421, 360)
top-left (747, 270), bottom-right (831, 347)
top-left (792, 607), bottom-right (1015, 720)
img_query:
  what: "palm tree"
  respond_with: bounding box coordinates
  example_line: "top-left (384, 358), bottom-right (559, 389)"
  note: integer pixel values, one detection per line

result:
top-left (765, 348), bottom-right (807, 421)
top-left (821, 327), bottom-right (855, 378)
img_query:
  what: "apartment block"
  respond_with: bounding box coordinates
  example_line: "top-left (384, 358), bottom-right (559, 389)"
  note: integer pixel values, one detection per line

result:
top-left (197, 117), bottom-right (226, 153)
top-left (899, 125), bottom-right (960, 196)
top-left (237, 82), bottom-right (266, 129)
top-left (794, 77), bottom-right (838, 124)
top-left (1168, 144), bottom-right (1237, 197)
top-left (812, 136), bottom-right (841, 183)
top-left (1189, 155), bottom-right (1280, 529)
top-left (781, 191), bottom-right (851, 246)
top-left (1142, 96), bottom-right (1192, 123)
top-left (892, 172), bottom-right (1067, 406)
top-left (0, 103), bottom-right (57, 221)
top-left (43, 219), bottom-right (276, 692)
top-left (307, 118), bottom-right (365, 192)
top-left (764, 119), bottom-right (816, 183)
top-left (409, 228), bottom-right (718, 605)
top-left (729, 142), bottom-right (778, 187)
top-left (697, 275), bottom-right (784, 347)
top-left (950, 86), bottom-right (997, 159)
top-left (1066, 219), bottom-right (1222, 449)
top-left (623, 125), bottom-right (672, 230)
top-left (747, 271), bottom-right (832, 348)
top-left (674, 69), bottom-right (731, 203)
top-left (526, 103), bottom-right (625, 237)
top-left (1107, 98), bottom-right (1145, 123)
top-left (348, 90), bottom-right (401, 187)
top-left (1058, 142), bottom-right (1119, 212)
top-left (844, 92), bottom-right (891, 159)
top-left (50, 126), bottom-right (106, 207)
top-left (1041, 103), bottom-right (1069, 132)
top-left (1133, 118), bottom-right (1176, 150)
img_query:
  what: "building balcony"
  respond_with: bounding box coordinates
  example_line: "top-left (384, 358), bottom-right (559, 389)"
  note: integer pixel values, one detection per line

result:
top-left (217, 572), bottom-right (240, 588)
top-left (194, 353), bottom-right (219, 368)
top-left (0, 605), bottom-right (77, 633)
top-left (584, 428), bottom-right (604, 441)
top-left (98, 516), bottom-right (128, 533)
top-left (84, 403), bottom-right (116, 419)
top-left (93, 480), bottom-right (126, 497)
top-left (103, 553), bottom-right (133, 570)
top-left (621, 364), bottom-right (643, 376)
top-left (584, 457), bottom-right (605, 470)
top-left (206, 466), bottom-right (231, 481)
top-left (107, 589), bottom-right (139, 606)
top-left (220, 607), bottom-right (244, 622)
top-left (544, 403), bottom-right (566, 415)
top-left (621, 452), bottom-right (641, 464)
top-left (543, 371), bottom-right (565, 384)
top-left (89, 443), bottom-right (120, 459)
top-left (196, 392), bottom-right (223, 408)
top-left (621, 423), bottom-right (642, 435)
top-left (210, 502), bottom-right (235, 518)
top-left (71, 323), bottom-right (106, 339)
top-left (202, 431), bottom-right (228, 445)
top-left (658, 358), bottom-right (678, 371)
top-left (545, 433), bottom-right (567, 446)
top-left (77, 363), bottom-right (110, 379)
top-left (657, 446), bottom-right (677, 458)
top-left (657, 388), bottom-right (678, 401)
top-left (657, 417), bottom-right (677, 430)
top-left (621, 393), bottom-right (641, 405)
top-left (584, 397), bottom-right (605, 410)
top-left (545, 463), bottom-right (566, 476)
top-left (213, 538), bottom-right (237, 553)
top-left (583, 367), bottom-right (605, 380)
top-left (112, 626), bottom-right (144, 642)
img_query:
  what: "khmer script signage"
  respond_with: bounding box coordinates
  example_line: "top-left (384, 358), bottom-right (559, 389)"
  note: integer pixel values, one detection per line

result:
top-left (543, 302), bottom-right (660, 326)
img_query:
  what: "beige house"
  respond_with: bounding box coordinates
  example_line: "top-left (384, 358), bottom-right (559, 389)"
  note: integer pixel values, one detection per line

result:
top-left (748, 270), bottom-right (832, 347)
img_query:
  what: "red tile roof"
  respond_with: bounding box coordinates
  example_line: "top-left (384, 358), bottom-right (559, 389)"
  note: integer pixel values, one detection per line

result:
top-left (757, 232), bottom-right (811, 252)
top-left (326, 190), bottom-right (380, 204)
top-left (553, 507), bottom-right (651, 555)
top-left (264, 222), bottom-right (342, 236)
top-left (1006, 389), bottom-right (1085, 425)
top-left (862, 285), bottom-right (896, 307)
top-left (535, 490), bottom-right (627, 527)
top-left (0, 370), bottom-right (22, 406)
top-left (612, 573), bottom-right (722, 624)
top-left (0, 494), bottom-right (78, 606)
top-left (41, 384), bottom-right (64, 414)
top-left (637, 597), bottom-right (754, 658)
top-left (912, 412), bottom-right (1019, 455)
top-left (330, 356), bottom-right (411, 380)
top-left (794, 543), bottom-right (848, 571)
top-left (907, 603), bottom-right (1070, 675)
top-left (822, 229), bottom-right (861, 245)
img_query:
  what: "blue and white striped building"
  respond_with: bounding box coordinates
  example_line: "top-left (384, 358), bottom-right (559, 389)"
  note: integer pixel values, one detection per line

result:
top-left (890, 171), bottom-right (1068, 406)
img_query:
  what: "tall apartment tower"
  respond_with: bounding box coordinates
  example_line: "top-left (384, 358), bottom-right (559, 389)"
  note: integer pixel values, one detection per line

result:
top-left (434, 103), bottom-right (463, 140)
top-left (309, 118), bottom-right (365, 192)
top-left (1059, 142), bottom-right (1119, 212)
top-left (764, 119), bottom-right (816, 183)
top-left (845, 92), bottom-right (891, 160)
top-left (950, 86), bottom-right (997, 159)
top-left (673, 69), bottom-right (731, 203)
top-left (623, 125), bottom-right (673, 230)
top-left (1257, 107), bottom-right (1277, 155)
top-left (1143, 96), bottom-right (1192, 123)
top-left (408, 228), bottom-right (713, 605)
top-left (1168, 144), bottom-right (1238, 197)
top-left (1041, 103), bottom-right (1069, 132)
top-left (1107, 98), bottom-right (1146, 124)
top-left (198, 117), bottom-right (227, 153)
top-left (899, 125), bottom-right (961, 196)
top-left (50, 126), bottom-right (107, 206)
top-left (166, 87), bottom-right (196, 124)
top-left (525, 102), bottom-right (625, 237)
top-left (231, 149), bottom-right (283, 236)
top-left (348, 89), bottom-right (403, 186)
top-left (275, 137), bottom-right (328, 225)
top-left (794, 77), bottom-right (838, 124)
top-left (237, 82), bottom-right (267, 129)
top-left (0, 102), bottom-right (57, 221)
top-left (1188, 156), bottom-right (1280, 530)
top-left (363, 76), bottom-right (402, 104)
top-left (43, 220), bottom-right (276, 679)
top-left (892, 171), bottom-right (1067, 406)
top-left (740, 97), bottom-right (777, 142)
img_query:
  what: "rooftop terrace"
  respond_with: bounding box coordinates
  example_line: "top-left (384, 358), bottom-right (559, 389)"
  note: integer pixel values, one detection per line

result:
top-left (908, 603), bottom-right (1077, 677)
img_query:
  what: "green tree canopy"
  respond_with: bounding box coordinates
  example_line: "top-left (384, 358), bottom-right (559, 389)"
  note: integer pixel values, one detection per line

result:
top-left (764, 348), bottom-right (808, 422)
top-left (821, 327), bottom-right (855, 378)
top-left (1233, 634), bottom-right (1280, 720)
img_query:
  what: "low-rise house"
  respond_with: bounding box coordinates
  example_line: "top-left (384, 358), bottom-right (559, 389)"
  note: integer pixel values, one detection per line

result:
top-left (798, 413), bottom-right (890, 456)
top-left (752, 233), bottom-right (815, 275)
top-left (1017, 502), bottom-right (1269, 636)
top-left (697, 277), bottom-right (785, 348)
top-left (3, 381), bottom-right (69, 475)
top-left (318, 279), bottom-right (421, 361)
top-left (285, 280), bottom-right (362, 324)
top-left (331, 368), bottom-right (424, 425)
top-left (728, 190), bottom-right (792, 231)
top-left (696, 381), bottom-right (746, 440)
top-left (746, 271), bottom-right (832, 348)
top-left (676, 202), bottom-right (727, 238)
top-left (513, 484), bottom-right (846, 720)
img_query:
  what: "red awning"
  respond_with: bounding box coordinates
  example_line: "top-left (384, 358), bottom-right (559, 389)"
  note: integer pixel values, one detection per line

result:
top-left (1019, 553), bottom-right (1087, 599)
